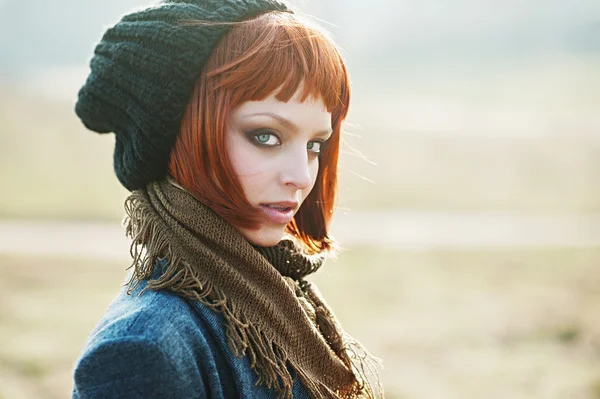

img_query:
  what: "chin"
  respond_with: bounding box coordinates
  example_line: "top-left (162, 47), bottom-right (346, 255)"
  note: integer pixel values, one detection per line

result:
top-left (240, 225), bottom-right (285, 247)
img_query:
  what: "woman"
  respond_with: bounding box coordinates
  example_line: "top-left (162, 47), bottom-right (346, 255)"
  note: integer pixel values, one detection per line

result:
top-left (72, 0), bottom-right (381, 398)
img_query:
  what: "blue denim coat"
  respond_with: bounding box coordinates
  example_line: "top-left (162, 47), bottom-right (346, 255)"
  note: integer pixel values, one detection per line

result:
top-left (72, 270), bottom-right (310, 398)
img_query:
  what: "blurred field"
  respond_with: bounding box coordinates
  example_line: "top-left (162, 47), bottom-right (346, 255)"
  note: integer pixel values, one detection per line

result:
top-left (1, 247), bottom-right (600, 399)
top-left (1, 57), bottom-right (600, 219)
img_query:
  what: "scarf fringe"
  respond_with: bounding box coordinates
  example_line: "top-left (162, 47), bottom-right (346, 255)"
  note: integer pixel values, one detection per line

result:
top-left (306, 284), bottom-right (383, 399)
top-left (122, 189), bottom-right (383, 399)
top-left (343, 336), bottom-right (384, 398)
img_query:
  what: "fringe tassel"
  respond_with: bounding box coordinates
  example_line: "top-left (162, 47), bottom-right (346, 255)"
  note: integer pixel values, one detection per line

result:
top-left (305, 282), bottom-right (384, 398)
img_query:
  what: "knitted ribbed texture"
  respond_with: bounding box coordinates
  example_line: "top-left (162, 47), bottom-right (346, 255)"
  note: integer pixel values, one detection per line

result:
top-left (254, 239), bottom-right (324, 280)
top-left (123, 179), bottom-right (381, 399)
top-left (75, 0), bottom-right (290, 191)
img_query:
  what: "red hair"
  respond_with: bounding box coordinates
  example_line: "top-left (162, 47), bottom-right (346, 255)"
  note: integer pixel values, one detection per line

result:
top-left (168, 11), bottom-right (350, 253)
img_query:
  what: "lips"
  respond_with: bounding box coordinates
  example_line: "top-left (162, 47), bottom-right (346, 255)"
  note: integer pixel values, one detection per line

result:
top-left (259, 201), bottom-right (298, 225)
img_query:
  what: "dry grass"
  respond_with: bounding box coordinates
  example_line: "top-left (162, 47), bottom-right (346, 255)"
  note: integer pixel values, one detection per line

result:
top-left (1, 247), bottom-right (600, 398)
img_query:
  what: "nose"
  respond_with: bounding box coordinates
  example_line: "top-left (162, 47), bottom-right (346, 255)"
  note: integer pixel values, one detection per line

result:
top-left (280, 147), bottom-right (314, 190)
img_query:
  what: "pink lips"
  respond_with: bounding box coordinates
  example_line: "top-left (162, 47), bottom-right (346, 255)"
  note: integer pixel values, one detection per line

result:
top-left (259, 201), bottom-right (298, 225)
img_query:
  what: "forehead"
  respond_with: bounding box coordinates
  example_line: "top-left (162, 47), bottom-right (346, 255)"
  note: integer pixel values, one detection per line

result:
top-left (239, 90), bottom-right (327, 112)
top-left (231, 89), bottom-right (331, 128)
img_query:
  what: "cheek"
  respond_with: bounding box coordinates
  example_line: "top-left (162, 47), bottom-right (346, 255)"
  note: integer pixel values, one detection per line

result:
top-left (310, 162), bottom-right (319, 186)
top-left (302, 161), bottom-right (320, 199)
top-left (227, 137), bottom-right (273, 198)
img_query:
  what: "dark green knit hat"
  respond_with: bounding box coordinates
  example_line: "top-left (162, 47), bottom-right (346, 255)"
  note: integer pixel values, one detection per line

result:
top-left (75, 0), bottom-right (291, 191)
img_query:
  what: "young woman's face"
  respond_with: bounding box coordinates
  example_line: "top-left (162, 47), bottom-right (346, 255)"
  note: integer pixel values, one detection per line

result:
top-left (226, 88), bottom-right (332, 247)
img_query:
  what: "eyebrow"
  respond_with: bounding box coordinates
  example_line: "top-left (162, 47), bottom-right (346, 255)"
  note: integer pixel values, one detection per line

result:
top-left (243, 112), bottom-right (332, 137)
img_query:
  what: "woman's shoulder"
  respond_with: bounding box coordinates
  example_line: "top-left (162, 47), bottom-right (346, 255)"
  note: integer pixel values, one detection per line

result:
top-left (80, 275), bottom-right (234, 364)
top-left (72, 279), bottom-right (237, 398)
top-left (89, 279), bottom-right (202, 343)
top-left (73, 275), bottom-right (311, 399)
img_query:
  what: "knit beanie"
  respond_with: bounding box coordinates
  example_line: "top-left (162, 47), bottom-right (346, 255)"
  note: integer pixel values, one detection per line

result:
top-left (75, 0), bottom-right (291, 191)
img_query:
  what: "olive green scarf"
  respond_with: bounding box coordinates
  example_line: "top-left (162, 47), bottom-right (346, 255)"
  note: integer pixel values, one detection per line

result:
top-left (123, 179), bottom-right (381, 398)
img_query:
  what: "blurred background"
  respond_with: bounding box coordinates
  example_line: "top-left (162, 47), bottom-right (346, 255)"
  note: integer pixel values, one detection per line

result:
top-left (1, 0), bottom-right (600, 398)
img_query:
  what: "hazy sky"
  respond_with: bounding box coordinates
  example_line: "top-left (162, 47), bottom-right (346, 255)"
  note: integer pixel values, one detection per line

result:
top-left (1, 0), bottom-right (598, 73)
top-left (1, 0), bottom-right (598, 137)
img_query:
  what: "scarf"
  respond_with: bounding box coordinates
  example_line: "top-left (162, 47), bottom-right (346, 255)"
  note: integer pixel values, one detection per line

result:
top-left (123, 179), bottom-right (382, 399)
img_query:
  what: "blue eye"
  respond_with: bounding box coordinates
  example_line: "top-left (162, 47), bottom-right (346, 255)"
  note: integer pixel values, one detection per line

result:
top-left (307, 140), bottom-right (324, 155)
top-left (250, 131), bottom-right (280, 146)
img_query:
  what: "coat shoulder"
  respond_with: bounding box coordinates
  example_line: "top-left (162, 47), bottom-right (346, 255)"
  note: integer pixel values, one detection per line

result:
top-left (72, 281), bottom-right (234, 398)
top-left (88, 282), bottom-right (203, 344)
top-left (72, 274), bottom-right (312, 399)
